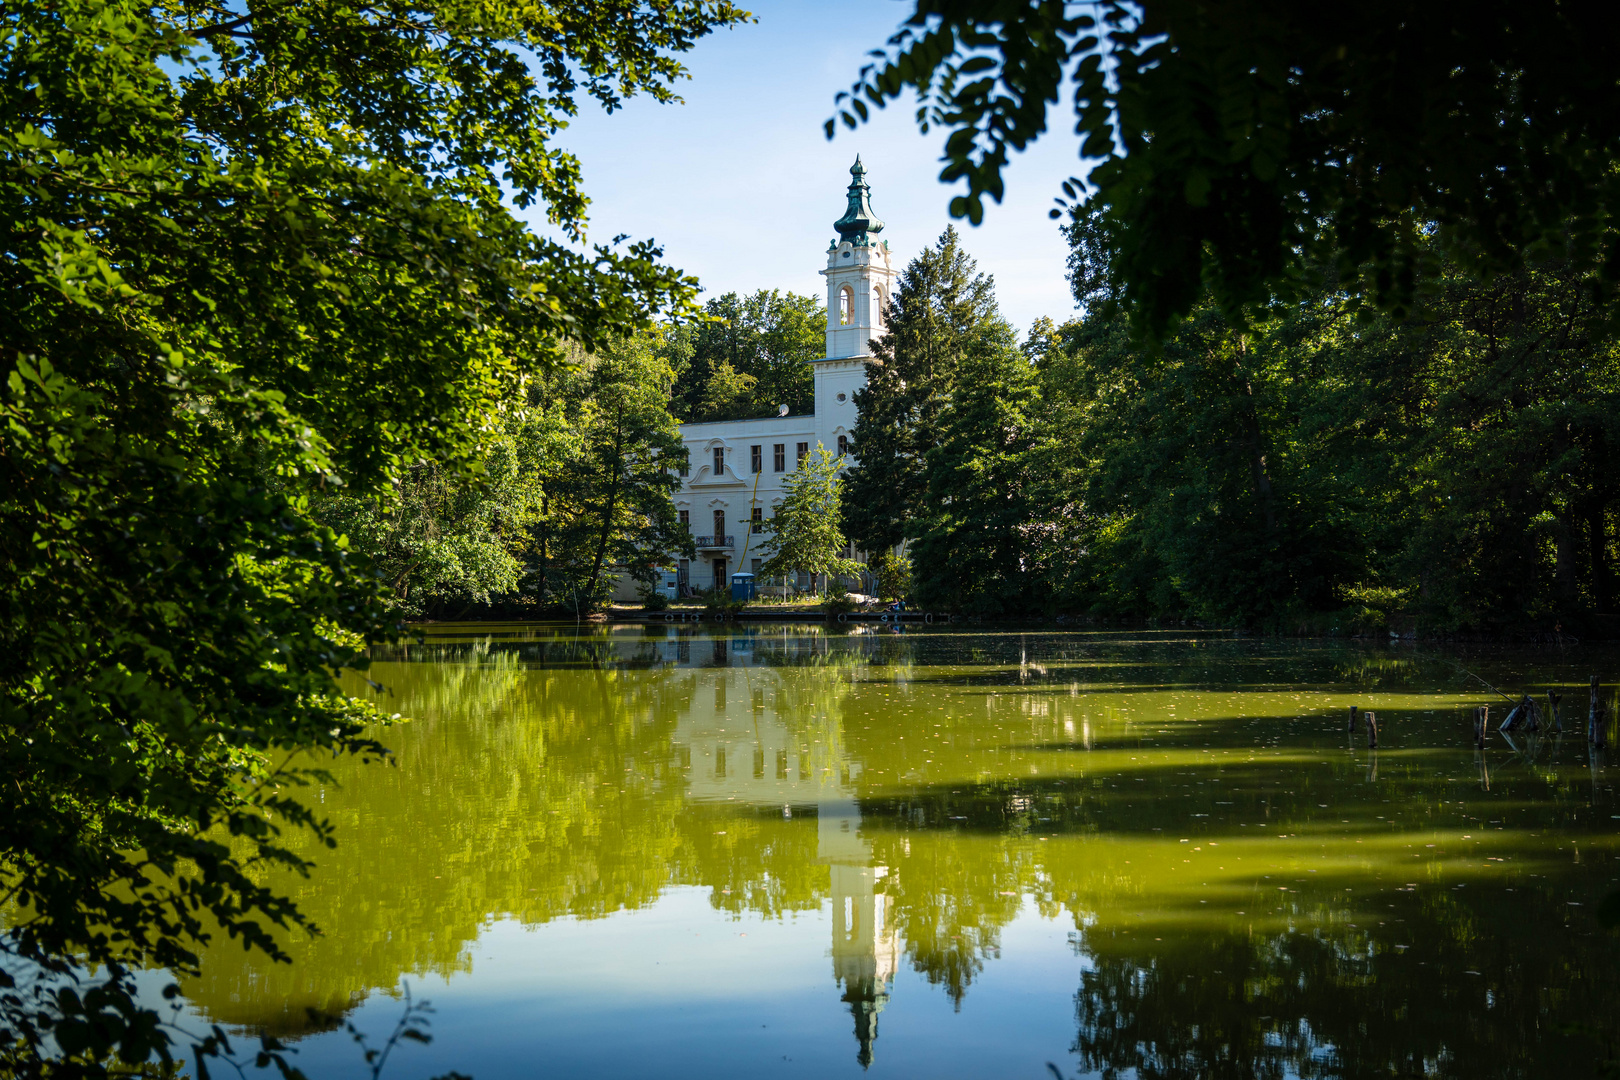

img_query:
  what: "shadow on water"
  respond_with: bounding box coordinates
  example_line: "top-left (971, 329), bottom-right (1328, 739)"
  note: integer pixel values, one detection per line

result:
top-left (170, 624), bottom-right (1620, 1077)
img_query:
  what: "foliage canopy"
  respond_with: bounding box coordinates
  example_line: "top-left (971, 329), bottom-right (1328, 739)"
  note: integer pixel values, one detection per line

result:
top-left (758, 444), bottom-right (860, 593)
top-left (833, 1), bottom-right (1620, 335)
top-left (0, 0), bottom-right (744, 1071)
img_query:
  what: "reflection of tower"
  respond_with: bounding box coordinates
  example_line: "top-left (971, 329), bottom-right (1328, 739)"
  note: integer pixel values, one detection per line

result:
top-left (820, 798), bottom-right (897, 1069)
top-left (664, 641), bottom-right (899, 1067)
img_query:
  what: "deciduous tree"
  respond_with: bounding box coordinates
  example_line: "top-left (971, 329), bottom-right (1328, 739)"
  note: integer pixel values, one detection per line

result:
top-left (0, 0), bottom-right (744, 1070)
top-left (759, 445), bottom-right (860, 595)
top-left (835, 2), bottom-right (1620, 335)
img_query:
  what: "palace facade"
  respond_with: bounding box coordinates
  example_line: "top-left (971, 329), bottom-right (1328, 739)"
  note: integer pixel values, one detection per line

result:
top-left (673, 157), bottom-right (895, 593)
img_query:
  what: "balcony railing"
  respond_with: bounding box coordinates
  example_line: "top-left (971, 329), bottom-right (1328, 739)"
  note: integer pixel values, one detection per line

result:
top-left (693, 534), bottom-right (735, 549)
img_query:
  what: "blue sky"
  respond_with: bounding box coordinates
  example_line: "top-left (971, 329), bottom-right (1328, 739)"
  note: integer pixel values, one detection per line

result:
top-left (531, 1), bottom-right (1084, 335)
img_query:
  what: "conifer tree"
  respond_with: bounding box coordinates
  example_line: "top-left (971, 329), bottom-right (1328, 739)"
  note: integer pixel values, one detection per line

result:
top-left (911, 335), bottom-right (1045, 614)
top-left (844, 227), bottom-right (1005, 552)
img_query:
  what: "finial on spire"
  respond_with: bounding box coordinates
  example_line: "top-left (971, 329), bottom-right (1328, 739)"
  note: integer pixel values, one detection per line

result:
top-left (834, 156), bottom-right (885, 245)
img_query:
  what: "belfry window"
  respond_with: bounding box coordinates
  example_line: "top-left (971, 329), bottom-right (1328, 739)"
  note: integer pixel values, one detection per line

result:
top-left (839, 286), bottom-right (853, 326)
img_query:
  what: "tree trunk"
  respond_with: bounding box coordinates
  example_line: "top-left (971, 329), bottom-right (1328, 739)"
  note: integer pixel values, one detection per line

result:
top-left (1554, 507), bottom-right (1577, 609)
top-left (586, 409), bottom-right (627, 610)
top-left (1229, 340), bottom-right (1277, 534)
top-left (1590, 502), bottom-right (1612, 613)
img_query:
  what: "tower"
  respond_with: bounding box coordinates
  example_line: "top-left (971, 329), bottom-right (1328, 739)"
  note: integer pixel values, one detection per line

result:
top-left (815, 157), bottom-right (898, 458)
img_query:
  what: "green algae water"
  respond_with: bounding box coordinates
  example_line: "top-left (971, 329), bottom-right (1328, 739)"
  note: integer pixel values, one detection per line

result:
top-left (177, 625), bottom-right (1620, 1078)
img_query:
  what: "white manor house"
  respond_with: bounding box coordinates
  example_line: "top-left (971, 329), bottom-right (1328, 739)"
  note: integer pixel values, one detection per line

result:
top-left (673, 157), bottom-right (895, 594)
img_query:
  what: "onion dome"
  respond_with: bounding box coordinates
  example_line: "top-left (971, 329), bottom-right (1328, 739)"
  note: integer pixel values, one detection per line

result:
top-left (833, 156), bottom-right (885, 245)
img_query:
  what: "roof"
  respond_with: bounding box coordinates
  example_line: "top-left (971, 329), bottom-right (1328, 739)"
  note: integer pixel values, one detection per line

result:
top-left (833, 156), bottom-right (885, 245)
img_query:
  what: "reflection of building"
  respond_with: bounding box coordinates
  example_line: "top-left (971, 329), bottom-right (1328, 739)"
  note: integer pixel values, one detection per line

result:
top-left (665, 641), bottom-right (897, 1067)
top-left (821, 799), bottom-right (897, 1069)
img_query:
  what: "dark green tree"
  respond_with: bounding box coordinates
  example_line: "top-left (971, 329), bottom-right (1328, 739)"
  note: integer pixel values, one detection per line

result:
top-left (1036, 233), bottom-right (1620, 631)
top-left (1341, 258), bottom-right (1620, 629)
top-left (834, 2), bottom-right (1620, 336)
top-left (534, 333), bottom-right (693, 613)
top-left (910, 327), bottom-right (1045, 614)
top-left (1048, 297), bottom-right (1364, 624)
top-left (844, 226), bottom-right (1003, 552)
top-left (672, 289), bottom-right (824, 420)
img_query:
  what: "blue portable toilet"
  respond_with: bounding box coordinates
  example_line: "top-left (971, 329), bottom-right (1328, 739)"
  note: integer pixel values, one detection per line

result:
top-left (730, 572), bottom-right (756, 601)
top-left (656, 567), bottom-right (679, 599)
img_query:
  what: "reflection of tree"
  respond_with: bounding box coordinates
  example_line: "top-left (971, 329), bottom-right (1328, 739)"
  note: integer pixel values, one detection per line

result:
top-left (180, 643), bottom-right (826, 1036)
top-left (862, 823), bottom-right (1035, 1006)
top-left (1069, 903), bottom-right (1620, 1079)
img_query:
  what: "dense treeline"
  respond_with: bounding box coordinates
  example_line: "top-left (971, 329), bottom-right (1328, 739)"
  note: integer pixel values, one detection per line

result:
top-left (843, 223), bottom-right (1620, 634)
top-left (314, 333), bottom-right (693, 618)
top-left (347, 286), bottom-right (836, 618)
top-left (666, 289), bottom-right (825, 421)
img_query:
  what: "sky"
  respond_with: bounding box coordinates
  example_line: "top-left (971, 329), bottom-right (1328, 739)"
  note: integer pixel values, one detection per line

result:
top-left (528, 0), bottom-right (1085, 336)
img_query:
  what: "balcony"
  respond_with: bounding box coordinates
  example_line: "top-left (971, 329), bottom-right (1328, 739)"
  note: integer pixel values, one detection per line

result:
top-left (693, 534), bottom-right (735, 550)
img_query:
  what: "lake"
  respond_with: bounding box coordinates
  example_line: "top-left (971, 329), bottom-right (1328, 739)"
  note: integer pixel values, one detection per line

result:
top-left (175, 624), bottom-right (1620, 1078)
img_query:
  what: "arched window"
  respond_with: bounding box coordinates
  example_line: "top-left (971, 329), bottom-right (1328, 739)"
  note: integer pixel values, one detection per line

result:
top-left (839, 286), bottom-right (853, 326)
top-left (872, 285), bottom-right (885, 319)
top-left (837, 435), bottom-right (849, 456)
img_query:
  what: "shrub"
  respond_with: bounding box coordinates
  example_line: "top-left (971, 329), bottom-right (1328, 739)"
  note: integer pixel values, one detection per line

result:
top-left (869, 551), bottom-right (913, 602)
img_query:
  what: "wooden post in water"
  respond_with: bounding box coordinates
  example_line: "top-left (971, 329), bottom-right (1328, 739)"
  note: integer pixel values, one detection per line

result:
top-left (1500, 696), bottom-right (1531, 734)
top-left (1367, 711), bottom-right (1378, 749)
top-left (1348, 705), bottom-right (1359, 733)
top-left (1474, 705), bottom-right (1488, 747)
top-left (1591, 676), bottom-right (1605, 748)
top-left (1548, 690), bottom-right (1562, 734)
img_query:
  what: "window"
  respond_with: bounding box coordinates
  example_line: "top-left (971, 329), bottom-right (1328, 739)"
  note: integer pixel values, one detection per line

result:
top-left (839, 286), bottom-right (853, 326)
top-left (679, 451), bottom-right (689, 477)
top-left (837, 435), bottom-right (848, 456)
top-left (796, 442), bottom-right (809, 466)
top-left (750, 445), bottom-right (762, 473)
top-left (873, 284), bottom-right (885, 323)
top-left (679, 510), bottom-right (689, 527)
top-left (772, 443), bottom-right (785, 472)
top-left (751, 507), bottom-right (763, 533)
top-left (712, 446), bottom-right (724, 474)
top-left (713, 509), bottom-right (726, 537)
top-left (751, 558), bottom-right (762, 575)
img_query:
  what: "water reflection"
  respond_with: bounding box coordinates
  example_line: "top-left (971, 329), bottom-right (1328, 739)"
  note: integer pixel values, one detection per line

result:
top-left (173, 626), bottom-right (1620, 1076)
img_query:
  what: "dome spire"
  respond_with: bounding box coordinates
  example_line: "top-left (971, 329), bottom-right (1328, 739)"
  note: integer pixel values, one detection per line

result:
top-left (833, 156), bottom-right (885, 245)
